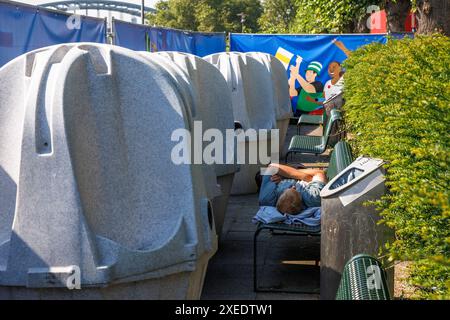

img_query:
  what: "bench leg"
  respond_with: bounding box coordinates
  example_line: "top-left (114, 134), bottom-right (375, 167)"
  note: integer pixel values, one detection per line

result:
top-left (253, 227), bottom-right (263, 292)
top-left (254, 229), bottom-right (321, 294)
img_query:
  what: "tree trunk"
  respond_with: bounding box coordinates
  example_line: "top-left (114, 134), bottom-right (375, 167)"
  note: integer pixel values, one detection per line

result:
top-left (385, 0), bottom-right (411, 32)
top-left (416, 0), bottom-right (450, 36)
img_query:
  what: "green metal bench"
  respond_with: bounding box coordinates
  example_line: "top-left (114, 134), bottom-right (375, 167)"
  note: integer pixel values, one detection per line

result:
top-left (254, 141), bottom-right (353, 293)
top-left (336, 254), bottom-right (391, 300)
top-left (296, 112), bottom-right (327, 135)
top-left (325, 141), bottom-right (353, 181)
top-left (286, 109), bottom-right (344, 162)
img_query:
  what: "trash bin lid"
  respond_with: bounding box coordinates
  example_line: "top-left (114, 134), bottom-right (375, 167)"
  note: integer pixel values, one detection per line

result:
top-left (320, 156), bottom-right (385, 199)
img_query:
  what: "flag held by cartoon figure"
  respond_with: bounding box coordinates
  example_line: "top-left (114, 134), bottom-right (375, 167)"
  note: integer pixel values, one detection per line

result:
top-left (275, 47), bottom-right (294, 69)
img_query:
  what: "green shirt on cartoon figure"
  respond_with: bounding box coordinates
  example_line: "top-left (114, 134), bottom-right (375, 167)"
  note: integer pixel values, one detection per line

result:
top-left (289, 57), bottom-right (324, 115)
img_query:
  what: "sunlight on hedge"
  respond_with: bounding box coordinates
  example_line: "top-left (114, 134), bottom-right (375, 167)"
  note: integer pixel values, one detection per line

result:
top-left (343, 34), bottom-right (450, 299)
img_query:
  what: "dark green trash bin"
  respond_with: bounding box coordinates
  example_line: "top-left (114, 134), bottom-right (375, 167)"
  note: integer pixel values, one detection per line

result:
top-left (336, 254), bottom-right (391, 300)
top-left (320, 156), bottom-right (394, 300)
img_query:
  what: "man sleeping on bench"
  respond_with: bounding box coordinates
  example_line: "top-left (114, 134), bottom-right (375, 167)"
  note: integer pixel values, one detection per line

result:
top-left (258, 163), bottom-right (327, 215)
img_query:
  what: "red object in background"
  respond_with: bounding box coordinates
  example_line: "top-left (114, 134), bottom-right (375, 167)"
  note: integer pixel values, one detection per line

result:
top-left (309, 109), bottom-right (323, 116)
top-left (370, 10), bottom-right (387, 33)
top-left (370, 10), bottom-right (417, 33)
top-left (404, 11), bottom-right (418, 32)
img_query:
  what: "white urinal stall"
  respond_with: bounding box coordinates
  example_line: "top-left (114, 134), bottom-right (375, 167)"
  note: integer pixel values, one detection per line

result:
top-left (204, 52), bottom-right (279, 195)
top-left (139, 51), bottom-right (239, 238)
top-left (244, 52), bottom-right (292, 156)
top-left (0, 43), bottom-right (217, 300)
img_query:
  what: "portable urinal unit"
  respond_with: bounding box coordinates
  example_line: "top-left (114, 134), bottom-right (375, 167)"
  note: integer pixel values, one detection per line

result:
top-left (244, 52), bottom-right (292, 156)
top-left (0, 43), bottom-right (217, 299)
top-left (204, 52), bottom-right (278, 195)
top-left (140, 51), bottom-right (238, 238)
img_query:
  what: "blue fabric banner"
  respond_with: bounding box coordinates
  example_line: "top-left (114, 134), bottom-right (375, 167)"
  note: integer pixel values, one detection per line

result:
top-left (192, 32), bottom-right (226, 57)
top-left (230, 33), bottom-right (389, 114)
top-left (114, 19), bottom-right (226, 57)
top-left (0, 1), bottom-right (106, 68)
top-left (113, 19), bottom-right (148, 51)
top-left (147, 27), bottom-right (195, 53)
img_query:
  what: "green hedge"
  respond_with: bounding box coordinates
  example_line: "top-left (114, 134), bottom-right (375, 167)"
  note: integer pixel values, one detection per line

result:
top-left (343, 34), bottom-right (450, 299)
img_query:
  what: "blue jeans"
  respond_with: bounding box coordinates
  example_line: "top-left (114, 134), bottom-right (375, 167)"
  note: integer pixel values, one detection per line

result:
top-left (258, 176), bottom-right (296, 207)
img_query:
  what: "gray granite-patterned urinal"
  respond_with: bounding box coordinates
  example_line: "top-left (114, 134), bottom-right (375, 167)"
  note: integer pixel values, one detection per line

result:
top-left (0, 43), bottom-right (217, 299)
top-left (140, 51), bottom-right (238, 238)
top-left (244, 52), bottom-right (292, 156)
top-left (204, 52), bottom-right (278, 195)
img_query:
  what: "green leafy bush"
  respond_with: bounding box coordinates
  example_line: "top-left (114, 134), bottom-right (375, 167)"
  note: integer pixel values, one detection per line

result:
top-left (290, 0), bottom-right (374, 33)
top-left (343, 34), bottom-right (450, 299)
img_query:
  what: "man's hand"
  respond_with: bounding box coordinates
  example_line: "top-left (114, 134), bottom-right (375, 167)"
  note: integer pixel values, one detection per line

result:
top-left (269, 164), bottom-right (284, 184)
top-left (270, 174), bottom-right (282, 184)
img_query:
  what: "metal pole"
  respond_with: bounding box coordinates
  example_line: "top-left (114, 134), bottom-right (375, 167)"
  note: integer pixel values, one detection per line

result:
top-left (237, 12), bottom-right (247, 33)
top-left (141, 0), bottom-right (145, 24)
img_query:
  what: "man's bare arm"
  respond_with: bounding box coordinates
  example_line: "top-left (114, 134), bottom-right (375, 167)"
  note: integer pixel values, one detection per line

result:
top-left (270, 164), bottom-right (314, 182)
top-left (270, 164), bottom-right (326, 183)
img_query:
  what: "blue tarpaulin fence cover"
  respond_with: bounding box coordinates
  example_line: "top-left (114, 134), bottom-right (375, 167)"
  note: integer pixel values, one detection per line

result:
top-left (230, 33), bottom-right (397, 114)
top-left (230, 33), bottom-right (388, 86)
top-left (113, 19), bottom-right (226, 57)
top-left (0, 0), bottom-right (106, 68)
top-left (0, 0), bottom-right (410, 80)
top-left (113, 19), bottom-right (148, 51)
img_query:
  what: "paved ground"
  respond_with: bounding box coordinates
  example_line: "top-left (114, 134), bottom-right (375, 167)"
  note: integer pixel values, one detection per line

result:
top-left (201, 122), bottom-right (329, 300)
